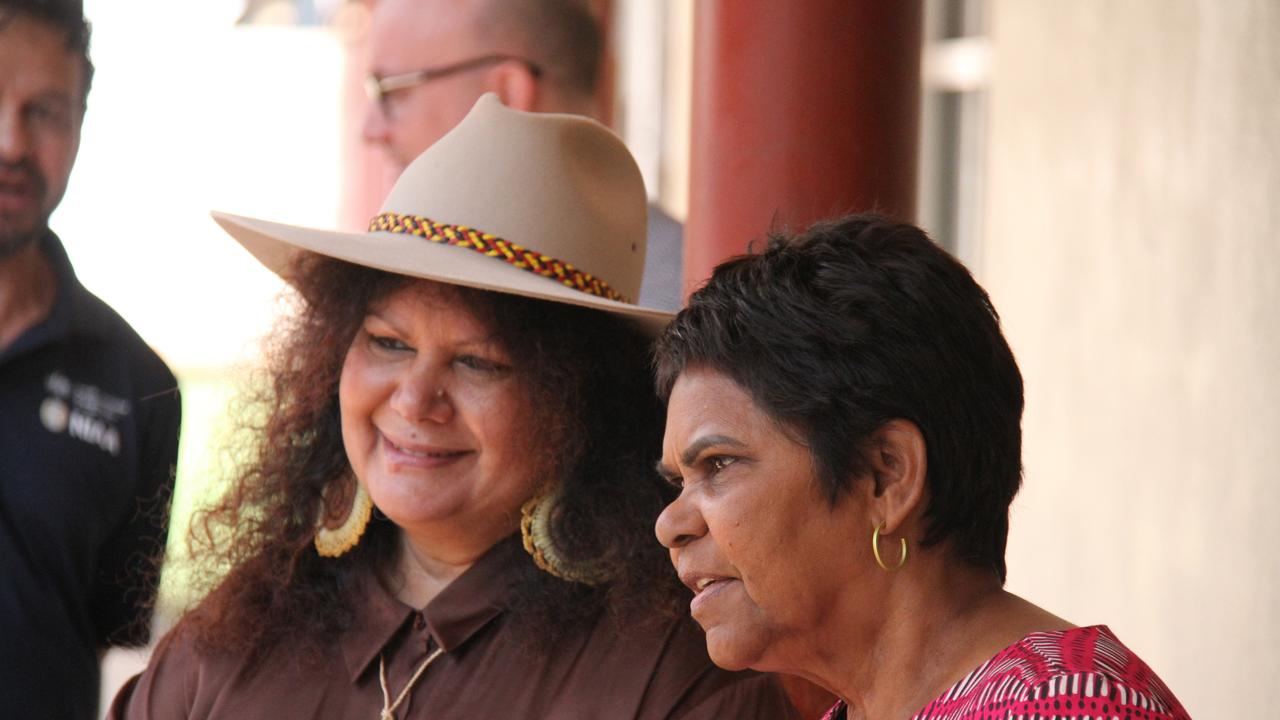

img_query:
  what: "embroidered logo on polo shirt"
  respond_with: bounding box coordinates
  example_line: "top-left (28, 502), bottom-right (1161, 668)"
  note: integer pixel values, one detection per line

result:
top-left (39, 371), bottom-right (129, 456)
top-left (39, 397), bottom-right (71, 432)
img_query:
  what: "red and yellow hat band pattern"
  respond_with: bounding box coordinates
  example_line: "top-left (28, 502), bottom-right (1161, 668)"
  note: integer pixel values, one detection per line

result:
top-left (368, 212), bottom-right (630, 304)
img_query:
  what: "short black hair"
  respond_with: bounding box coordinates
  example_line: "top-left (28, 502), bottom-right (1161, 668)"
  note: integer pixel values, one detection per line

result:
top-left (0, 0), bottom-right (94, 104)
top-left (654, 214), bottom-right (1025, 582)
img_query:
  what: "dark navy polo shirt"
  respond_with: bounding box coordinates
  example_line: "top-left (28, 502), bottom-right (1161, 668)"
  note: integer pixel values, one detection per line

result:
top-left (1, 231), bottom-right (181, 718)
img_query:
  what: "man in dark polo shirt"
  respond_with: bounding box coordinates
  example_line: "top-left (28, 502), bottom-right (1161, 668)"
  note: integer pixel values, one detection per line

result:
top-left (0, 1), bottom-right (180, 716)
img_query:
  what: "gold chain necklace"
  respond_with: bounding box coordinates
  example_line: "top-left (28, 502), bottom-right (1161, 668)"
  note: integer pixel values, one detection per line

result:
top-left (378, 646), bottom-right (444, 720)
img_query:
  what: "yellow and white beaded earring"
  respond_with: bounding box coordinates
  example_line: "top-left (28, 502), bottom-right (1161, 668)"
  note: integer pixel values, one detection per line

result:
top-left (315, 475), bottom-right (373, 558)
top-left (520, 488), bottom-right (609, 585)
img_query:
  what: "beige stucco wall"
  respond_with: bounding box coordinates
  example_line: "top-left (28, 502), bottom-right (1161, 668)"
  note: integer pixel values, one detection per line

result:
top-left (982, 1), bottom-right (1279, 716)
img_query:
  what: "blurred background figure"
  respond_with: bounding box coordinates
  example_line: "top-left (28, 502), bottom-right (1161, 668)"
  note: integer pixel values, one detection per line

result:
top-left (360, 0), bottom-right (599, 164)
top-left (0, 1), bottom-right (180, 717)
top-left (360, 0), bottom-right (684, 312)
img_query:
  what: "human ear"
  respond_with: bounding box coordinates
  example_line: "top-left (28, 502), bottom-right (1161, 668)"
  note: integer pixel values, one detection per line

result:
top-left (486, 61), bottom-right (540, 112)
top-left (863, 419), bottom-right (928, 535)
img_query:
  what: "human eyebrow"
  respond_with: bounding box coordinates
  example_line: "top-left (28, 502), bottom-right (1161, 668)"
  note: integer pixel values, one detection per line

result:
top-left (455, 333), bottom-right (507, 353)
top-left (362, 306), bottom-right (401, 330)
top-left (680, 434), bottom-right (746, 468)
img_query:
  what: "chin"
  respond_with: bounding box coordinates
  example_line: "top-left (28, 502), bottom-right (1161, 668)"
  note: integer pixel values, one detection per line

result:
top-left (366, 481), bottom-right (461, 527)
top-left (704, 625), bottom-right (769, 672)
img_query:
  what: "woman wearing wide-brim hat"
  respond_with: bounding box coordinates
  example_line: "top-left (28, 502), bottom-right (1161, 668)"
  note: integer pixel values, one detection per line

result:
top-left (109, 95), bottom-right (796, 719)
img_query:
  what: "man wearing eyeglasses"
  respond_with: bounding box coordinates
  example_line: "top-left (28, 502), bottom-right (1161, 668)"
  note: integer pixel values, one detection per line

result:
top-left (362, 0), bottom-right (684, 311)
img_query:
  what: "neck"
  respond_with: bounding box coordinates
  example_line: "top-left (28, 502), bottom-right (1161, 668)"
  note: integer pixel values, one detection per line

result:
top-left (787, 554), bottom-right (1070, 720)
top-left (392, 521), bottom-right (512, 608)
top-left (0, 240), bottom-right (56, 351)
top-left (536, 89), bottom-right (598, 121)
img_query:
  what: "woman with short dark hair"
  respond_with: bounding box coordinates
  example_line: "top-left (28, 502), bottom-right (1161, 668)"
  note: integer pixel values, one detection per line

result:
top-left (654, 215), bottom-right (1189, 720)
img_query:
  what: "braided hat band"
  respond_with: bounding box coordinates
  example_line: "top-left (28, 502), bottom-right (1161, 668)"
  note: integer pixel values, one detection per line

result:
top-left (369, 212), bottom-right (630, 304)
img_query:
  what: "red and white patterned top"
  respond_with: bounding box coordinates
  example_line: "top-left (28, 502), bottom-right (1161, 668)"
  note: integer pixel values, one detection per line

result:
top-left (822, 625), bottom-right (1189, 719)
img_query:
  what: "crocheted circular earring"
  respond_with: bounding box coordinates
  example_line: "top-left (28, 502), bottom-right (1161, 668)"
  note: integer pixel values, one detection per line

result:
top-left (315, 475), bottom-right (373, 558)
top-left (520, 489), bottom-right (609, 586)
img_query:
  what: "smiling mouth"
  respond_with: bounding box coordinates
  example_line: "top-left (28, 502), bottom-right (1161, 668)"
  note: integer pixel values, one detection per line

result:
top-left (386, 439), bottom-right (467, 458)
top-left (381, 435), bottom-right (472, 466)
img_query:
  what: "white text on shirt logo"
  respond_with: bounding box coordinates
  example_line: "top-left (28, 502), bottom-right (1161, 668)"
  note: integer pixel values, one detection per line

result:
top-left (40, 372), bottom-right (126, 456)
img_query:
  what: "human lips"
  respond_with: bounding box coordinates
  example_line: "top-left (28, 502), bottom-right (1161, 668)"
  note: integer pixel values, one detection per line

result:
top-left (0, 166), bottom-right (42, 213)
top-left (680, 570), bottom-right (739, 615)
top-left (379, 433), bottom-right (473, 469)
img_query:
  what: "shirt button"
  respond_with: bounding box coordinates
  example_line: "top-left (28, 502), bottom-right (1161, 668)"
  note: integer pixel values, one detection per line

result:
top-left (413, 614), bottom-right (426, 631)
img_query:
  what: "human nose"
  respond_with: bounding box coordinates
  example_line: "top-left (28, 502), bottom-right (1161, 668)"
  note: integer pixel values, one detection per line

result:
top-left (0, 105), bottom-right (31, 161)
top-left (655, 489), bottom-right (707, 550)
top-left (388, 362), bottom-right (453, 424)
top-left (361, 98), bottom-right (389, 145)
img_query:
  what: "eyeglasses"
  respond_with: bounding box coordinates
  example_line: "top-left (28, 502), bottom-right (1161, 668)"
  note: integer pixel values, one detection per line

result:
top-left (364, 54), bottom-right (544, 108)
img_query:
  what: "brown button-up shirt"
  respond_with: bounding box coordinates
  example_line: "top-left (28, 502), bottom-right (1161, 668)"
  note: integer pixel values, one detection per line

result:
top-left (110, 537), bottom-right (797, 719)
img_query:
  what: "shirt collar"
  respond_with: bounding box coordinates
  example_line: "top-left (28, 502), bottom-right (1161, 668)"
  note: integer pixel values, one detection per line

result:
top-left (0, 230), bottom-right (105, 364)
top-left (35, 230), bottom-right (89, 336)
top-left (340, 534), bottom-right (524, 682)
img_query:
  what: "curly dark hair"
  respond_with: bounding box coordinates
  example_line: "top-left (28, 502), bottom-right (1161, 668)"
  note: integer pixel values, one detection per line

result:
top-left (183, 255), bottom-right (684, 662)
top-left (0, 0), bottom-right (94, 104)
top-left (654, 214), bottom-right (1025, 582)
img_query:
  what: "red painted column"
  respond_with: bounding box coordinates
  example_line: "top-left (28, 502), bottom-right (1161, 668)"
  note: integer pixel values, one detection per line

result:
top-left (686, 5), bottom-right (922, 714)
top-left (685, 1), bottom-right (923, 295)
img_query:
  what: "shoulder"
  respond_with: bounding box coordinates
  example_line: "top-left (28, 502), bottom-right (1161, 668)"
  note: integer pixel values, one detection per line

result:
top-left (1021, 626), bottom-right (1188, 719)
top-left (107, 621), bottom-right (205, 718)
top-left (915, 626), bottom-right (1189, 720)
top-left (108, 615), bottom-right (320, 720)
top-left (646, 204), bottom-right (684, 248)
top-left (67, 281), bottom-right (178, 393)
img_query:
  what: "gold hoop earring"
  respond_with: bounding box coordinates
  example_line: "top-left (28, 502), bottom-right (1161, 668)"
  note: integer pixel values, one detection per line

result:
top-left (871, 522), bottom-right (908, 572)
top-left (520, 490), bottom-right (608, 586)
top-left (315, 476), bottom-right (373, 558)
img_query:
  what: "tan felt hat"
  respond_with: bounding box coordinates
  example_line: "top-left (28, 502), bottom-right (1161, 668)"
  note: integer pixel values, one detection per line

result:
top-left (213, 93), bottom-right (673, 335)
